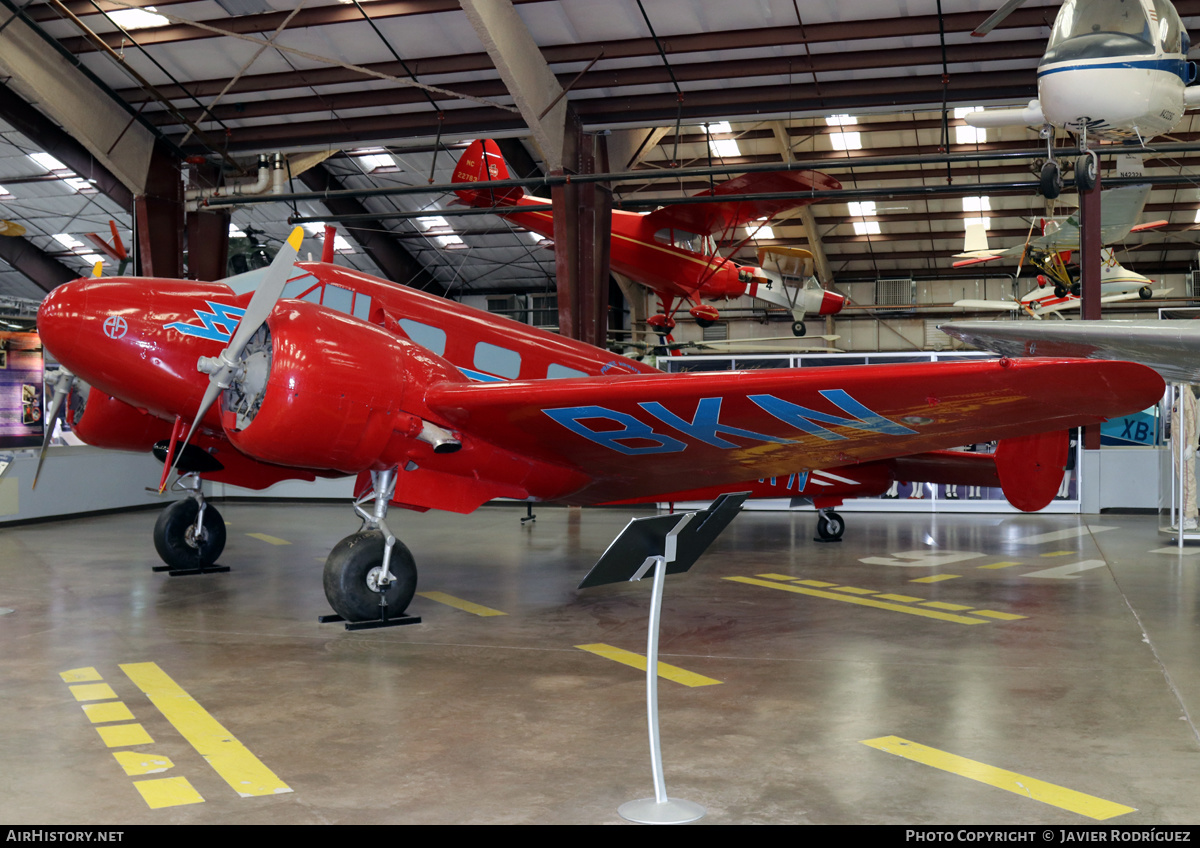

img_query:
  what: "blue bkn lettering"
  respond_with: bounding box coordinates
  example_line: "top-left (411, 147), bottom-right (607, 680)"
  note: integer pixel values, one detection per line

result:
top-left (542, 406), bottom-right (687, 455)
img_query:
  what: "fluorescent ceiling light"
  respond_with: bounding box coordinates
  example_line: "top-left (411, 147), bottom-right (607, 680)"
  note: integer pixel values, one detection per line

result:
top-left (29, 152), bottom-right (67, 172)
top-left (830, 132), bottom-right (862, 151)
top-left (106, 7), bottom-right (169, 30)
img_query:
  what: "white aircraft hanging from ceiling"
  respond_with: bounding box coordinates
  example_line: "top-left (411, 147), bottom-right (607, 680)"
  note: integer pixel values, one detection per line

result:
top-left (965, 0), bottom-right (1198, 198)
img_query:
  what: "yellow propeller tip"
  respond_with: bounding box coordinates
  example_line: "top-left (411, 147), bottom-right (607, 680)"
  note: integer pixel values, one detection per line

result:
top-left (286, 227), bottom-right (304, 250)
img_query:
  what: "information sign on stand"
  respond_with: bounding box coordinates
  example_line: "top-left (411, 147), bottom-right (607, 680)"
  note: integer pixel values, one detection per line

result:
top-left (578, 492), bottom-right (748, 824)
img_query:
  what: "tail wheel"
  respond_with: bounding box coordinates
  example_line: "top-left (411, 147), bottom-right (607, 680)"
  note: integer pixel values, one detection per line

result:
top-left (1139, 286), bottom-right (1153, 300)
top-left (791, 320), bottom-right (807, 337)
top-left (323, 530), bottom-right (417, 622)
top-left (815, 511), bottom-right (845, 542)
top-left (153, 499), bottom-right (226, 570)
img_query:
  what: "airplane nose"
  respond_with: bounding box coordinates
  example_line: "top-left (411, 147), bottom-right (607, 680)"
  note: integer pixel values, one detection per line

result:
top-left (37, 278), bottom-right (88, 363)
top-left (821, 290), bottom-right (846, 315)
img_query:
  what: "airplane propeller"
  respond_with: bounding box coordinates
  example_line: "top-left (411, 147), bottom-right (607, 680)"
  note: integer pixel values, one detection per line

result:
top-left (972, 0), bottom-right (1030, 37)
top-left (32, 368), bottom-right (75, 489)
top-left (165, 226), bottom-right (304, 485)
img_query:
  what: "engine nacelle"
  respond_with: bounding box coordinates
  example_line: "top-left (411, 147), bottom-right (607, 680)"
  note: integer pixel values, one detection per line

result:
top-left (219, 301), bottom-right (463, 473)
top-left (72, 386), bottom-right (173, 451)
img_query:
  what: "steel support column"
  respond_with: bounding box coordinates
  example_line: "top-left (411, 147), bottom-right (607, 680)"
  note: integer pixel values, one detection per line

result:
top-left (185, 162), bottom-right (230, 281)
top-left (1079, 163), bottom-right (1102, 450)
top-left (551, 117), bottom-right (610, 346)
top-left (134, 139), bottom-right (183, 279)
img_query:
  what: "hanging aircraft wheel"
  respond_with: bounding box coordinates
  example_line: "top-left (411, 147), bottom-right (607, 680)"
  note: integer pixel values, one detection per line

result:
top-left (1039, 161), bottom-right (1063, 199)
top-left (1074, 151), bottom-right (1099, 192)
top-left (153, 499), bottom-right (226, 570)
top-left (1140, 285), bottom-right (1153, 300)
top-left (1053, 283), bottom-right (1068, 298)
top-left (323, 530), bottom-right (417, 622)
top-left (1070, 282), bottom-right (1081, 297)
top-left (791, 320), bottom-right (807, 337)
top-left (815, 511), bottom-right (845, 542)
top-left (695, 317), bottom-right (715, 329)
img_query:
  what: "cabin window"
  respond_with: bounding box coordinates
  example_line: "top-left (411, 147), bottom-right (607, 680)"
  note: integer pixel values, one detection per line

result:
top-left (353, 293), bottom-right (371, 321)
top-left (323, 284), bottom-right (353, 315)
top-left (399, 319), bottom-right (446, 356)
top-left (474, 342), bottom-right (521, 379)
top-left (281, 274), bottom-right (320, 301)
top-left (547, 363), bottom-right (588, 380)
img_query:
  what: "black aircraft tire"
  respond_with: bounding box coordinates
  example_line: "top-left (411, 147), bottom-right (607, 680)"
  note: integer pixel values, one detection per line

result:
top-left (1070, 282), bottom-right (1081, 297)
top-left (153, 499), bottom-right (226, 569)
top-left (1140, 286), bottom-right (1153, 300)
top-left (1040, 161), bottom-right (1063, 199)
top-left (1053, 284), bottom-right (1068, 298)
top-left (791, 320), bottom-right (807, 337)
top-left (816, 511), bottom-right (845, 541)
top-left (696, 317), bottom-right (715, 329)
top-left (323, 530), bottom-right (417, 622)
top-left (1074, 152), bottom-right (1098, 192)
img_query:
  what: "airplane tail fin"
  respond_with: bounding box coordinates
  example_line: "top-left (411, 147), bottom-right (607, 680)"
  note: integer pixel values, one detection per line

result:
top-left (453, 139), bottom-right (524, 208)
top-left (993, 429), bottom-right (1068, 512)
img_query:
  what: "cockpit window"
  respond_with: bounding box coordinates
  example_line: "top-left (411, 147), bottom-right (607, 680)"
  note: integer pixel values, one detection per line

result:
top-left (1049, 0), bottom-right (1152, 48)
top-left (653, 228), bottom-right (714, 256)
top-left (1153, 0), bottom-right (1181, 53)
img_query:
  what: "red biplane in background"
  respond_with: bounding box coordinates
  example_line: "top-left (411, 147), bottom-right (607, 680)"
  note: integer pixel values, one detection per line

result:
top-left (35, 229), bottom-right (1162, 622)
top-left (452, 139), bottom-right (845, 337)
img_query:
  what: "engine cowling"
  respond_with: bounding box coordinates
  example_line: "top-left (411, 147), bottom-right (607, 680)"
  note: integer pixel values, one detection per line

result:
top-left (72, 385), bottom-right (174, 451)
top-left (217, 301), bottom-right (463, 473)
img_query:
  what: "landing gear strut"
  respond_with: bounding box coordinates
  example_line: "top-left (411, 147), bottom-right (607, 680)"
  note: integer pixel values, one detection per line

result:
top-left (153, 473), bottom-right (227, 574)
top-left (321, 467), bottom-right (420, 628)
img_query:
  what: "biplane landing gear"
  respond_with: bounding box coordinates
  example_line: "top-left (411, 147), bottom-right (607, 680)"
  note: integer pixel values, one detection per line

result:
top-left (153, 474), bottom-right (227, 574)
top-left (791, 320), bottom-right (807, 337)
top-left (321, 467), bottom-right (421, 628)
top-left (814, 509), bottom-right (845, 543)
top-left (1039, 160), bottom-right (1063, 200)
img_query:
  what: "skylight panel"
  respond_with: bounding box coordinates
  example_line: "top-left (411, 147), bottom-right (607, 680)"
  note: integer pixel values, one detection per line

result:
top-left (63, 177), bottom-right (97, 194)
top-left (0, 184), bottom-right (11, 199)
top-left (29, 152), bottom-right (68, 172)
top-left (848, 201), bottom-right (876, 217)
top-left (106, 7), bottom-right (169, 29)
top-left (962, 196), bottom-right (991, 213)
top-left (853, 221), bottom-right (881, 236)
top-left (830, 132), bottom-right (862, 151)
top-left (354, 147), bottom-right (397, 173)
top-left (52, 233), bottom-right (85, 250)
top-left (826, 115), bottom-right (857, 126)
top-left (706, 121), bottom-right (740, 158)
top-left (953, 107), bottom-right (986, 144)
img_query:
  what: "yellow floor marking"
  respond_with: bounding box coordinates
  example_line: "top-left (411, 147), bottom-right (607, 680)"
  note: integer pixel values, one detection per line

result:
top-left (724, 577), bottom-right (988, 625)
top-left (60, 667), bottom-right (102, 683)
top-left (792, 579), bottom-right (838, 587)
top-left (974, 609), bottom-right (1027, 621)
top-left (113, 751), bottom-right (173, 776)
top-left (69, 682), bottom-right (117, 701)
top-left (245, 532), bottom-right (290, 546)
top-left (910, 574), bottom-right (960, 583)
top-left (120, 662), bottom-right (292, 797)
top-left (921, 601), bottom-right (973, 611)
top-left (979, 561), bottom-right (1022, 570)
top-left (831, 586), bottom-right (878, 595)
top-left (876, 594), bottom-right (923, 603)
top-left (861, 736), bottom-right (1136, 820)
top-left (417, 591), bottom-right (507, 617)
top-left (82, 702), bottom-right (135, 723)
top-left (575, 644), bottom-right (722, 687)
top-left (133, 776), bottom-right (205, 809)
top-left (96, 723), bottom-right (154, 748)
top-left (1041, 550), bottom-right (1075, 557)
top-left (757, 573), bottom-right (795, 581)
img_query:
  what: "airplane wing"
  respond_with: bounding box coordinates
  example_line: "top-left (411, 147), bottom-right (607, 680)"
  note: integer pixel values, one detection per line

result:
top-left (940, 320), bottom-right (1200, 384)
top-left (422, 358), bottom-right (1161, 505)
top-left (1029, 184), bottom-right (1153, 249)
top-left (643, 170), bottom-right (841, 236)
top-left (953, 299), bottom-right (1023, 311)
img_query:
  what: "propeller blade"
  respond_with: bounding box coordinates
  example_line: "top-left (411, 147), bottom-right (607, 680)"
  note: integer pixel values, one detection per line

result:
top-left (163, 227), bottom-right (304, 482)
top-left (972, 0), bottom-right (1030, 37)
top-left (32, 369), bottom-right (74, 490)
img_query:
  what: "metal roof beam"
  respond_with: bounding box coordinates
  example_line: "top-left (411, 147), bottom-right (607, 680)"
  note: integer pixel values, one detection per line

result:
top-left (0, 236), bottom-right (81, 293)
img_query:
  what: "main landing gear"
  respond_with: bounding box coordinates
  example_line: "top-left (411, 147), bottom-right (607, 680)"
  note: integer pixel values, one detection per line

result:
top-left (814, 508), bottom-right (845, 543)
top-left (321, 467), bottom-right (421, 629)
top-left (153, 473), bottom-right (228, 574)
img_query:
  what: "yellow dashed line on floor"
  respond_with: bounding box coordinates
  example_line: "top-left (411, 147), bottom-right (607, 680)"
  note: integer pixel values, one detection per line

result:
top-left (1041, 550), bottom-right (1075, 557)
top-left (245, 533), bottom-right (290, 546)
top-left (978, 561), bottom-right (1022, 570)
top-left (417, 591), bottom-right (506, 617)
top-left (910, 574), bottom-right (960, 583)
top-left (575, 643), bottom-right (722, 687)
top-left (728, 575), bottom-right (1025, 624)
top-left (133, 776), bottom-right (205, 809)
top-left (95, 724), bottom-right (154, 748)
top-left (121, 662), bottom-right (292, 798)
top-left (861, 736), bottom-right (1135, 820)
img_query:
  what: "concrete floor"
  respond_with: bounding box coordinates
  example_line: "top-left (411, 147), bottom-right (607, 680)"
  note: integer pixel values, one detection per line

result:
top-left (2, 501), bottom-right (1200, 825)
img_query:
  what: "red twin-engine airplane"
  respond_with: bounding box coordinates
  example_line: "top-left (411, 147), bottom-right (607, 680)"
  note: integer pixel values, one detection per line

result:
top-left (452, 139), bottom-right (845, 337)
top-left (35, 228), bottom-right (1162, 622)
